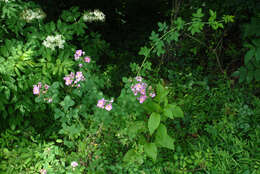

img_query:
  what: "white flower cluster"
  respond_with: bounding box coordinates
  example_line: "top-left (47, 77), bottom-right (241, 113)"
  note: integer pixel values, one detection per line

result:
top-left (20, 8), bottom-right (46, 22)
top-left (1, 0), bottom-right (14, 3)
top-left (43, 35), bottom-right (65, 50)
top-left (83, 9), bottom-right (105, 23)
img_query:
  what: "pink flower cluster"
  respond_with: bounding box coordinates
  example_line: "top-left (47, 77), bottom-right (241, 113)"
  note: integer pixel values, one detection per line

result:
top-left (74, 49), bottom-right (91, 67)
top-left (33, 82), bottom-right (52, 103)
top-left (33, 82), bottom-right (49, 95)
top-left (74, 49), bottom-right (84, 60)
top-left (63, 72), bottom-right (85, 87)
top-left (97, 98), bottom-right (113, 111)
top-left (71, 161), bottom-right (78, 168)
top-left (131, 76), bottom-right (156, 104)
top-left (40, 169), bottom-right (47, 174)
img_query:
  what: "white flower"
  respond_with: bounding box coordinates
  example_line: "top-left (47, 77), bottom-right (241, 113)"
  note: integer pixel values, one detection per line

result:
top-left (43, 34), bottom-right (65, 50)
top-left (83, 9), bottom-right (105, 23)
top-left (20, 8), bottom-right (46, 22)
top-left (1, 0), bottom-right (12, 3)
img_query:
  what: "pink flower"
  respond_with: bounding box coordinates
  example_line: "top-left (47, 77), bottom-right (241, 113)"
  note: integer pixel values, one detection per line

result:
top-left (74, 50), bottom-right (83, 60)
top-left (40, 169), bottom-right (47, 174)
top-left (69, 72), bottom-right (75, 79)
top-left (149, 93), bottom-right (156, 98)
top-left (33, 85), bottom-right (40, 95)
top-left (71, 161), bottom-right (78, 168)
top-left (135, 83), bottom-right (142, 91)
top-left (105, 103), bottom-right (112, 111)
top-left (135, 76), bottom-right (142, 82)
top-left (138, 95), bottom-right (147, 104)
top-left (79, 63), bottom-right (83, 67)
top-left (64, 76), bottom-right (73, 86)
top-left (37, 82), bottom-right (42, 89)
top-left (140, 88), bottom-right (146, 95)
top-left (76, 72), bottom-right (84, 81)
top-left (84, 56), bottom-right (91, 63)
top-left (97, 98), bottom-right (105, 108)
top-left (44, 84), bottom-right (49, 90)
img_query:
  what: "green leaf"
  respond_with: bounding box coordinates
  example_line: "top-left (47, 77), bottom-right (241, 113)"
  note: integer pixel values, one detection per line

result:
top-left (155, 84), bottom-right (169, 103)
top-left (255, 47), bottom-right (260, 61)
top-left (60, 96), bottom-right (75, 111)
top-left (171, 105), bottom-right (184, 118)
top-left (155, 124), bottom-right (174, 150)
top-left (192, 8), bottom-right (204, 18)
top-left (255, 69), bottom-right (260, 81)
top-left (158, 22), bottom-right (168, 32)
top-left (247, 70), bottom-right (254, 83)
top-left (56, 139), bottom-right (63, 143)
top-left (123, 149), bottom-right (138, 163)
top-left (162, 103), bottom-right (183, 119)
top-left (128, 121), bottom-right (145, 138)
top-left (144, 101), bottom-right (162, 113)
top-left (174, 17), bottom-right (185, 31)
top-left (138, 46), bottom-right (150, 57)
top-left (149, 31), bottom-right (160, 42)
top-left (167, 31), bottom-right (179, 43)
top-left (239, 66), bottom-right (247, 83)
top-left (244, 49), bottom-right (255, 65)
top-left (163, 107), bottom-right (173, 119)
top-left (188, 22), bottom-right (204, 35)
top-left (144, 143), bottom-right (157, 161)
top-left (54, 108), bottom-right (65, 119)
top-left (148, 113), bottom-right (161, 135)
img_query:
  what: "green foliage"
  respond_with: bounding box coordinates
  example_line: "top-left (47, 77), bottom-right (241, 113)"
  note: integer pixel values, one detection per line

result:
top-left (0, 1), bottom-right (259, 174)
top-left (137, 7), bottom-right (234, 75)
top-left (233, 15), bottom-right (260, 83)
top-left (118, 82), bottom-right (183, 162)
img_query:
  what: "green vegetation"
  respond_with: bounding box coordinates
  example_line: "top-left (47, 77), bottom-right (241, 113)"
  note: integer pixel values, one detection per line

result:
top-left (0, 0), bottom-right (259, 173)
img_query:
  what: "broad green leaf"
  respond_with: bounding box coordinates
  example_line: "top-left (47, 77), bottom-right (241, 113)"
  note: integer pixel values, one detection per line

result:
top-left (165, 104), bottom-right (184, 118)
top-left (128, 121), bottom-right (145, 138)
top-left (155, 83), bottom-right (169, 103)
top-left (255, 69), bottom-right (260, 81)
top-left (148, 113), bottom-right (161, 135)
top-left (163, 107), bottom-right (173, 119)
top-left (171, 105), bottom-right (184, 118)
top-left (155, 124), bottom-right (174, 150)
top-left (60, 96), bottom-right (75, 111)
top-left (123, 149), bottom-right (138, 163)
top-left (247, 70), bottom-right (254, 83)
top-left (163, 108), bottom-right (173, 119)
top-left (54, 108), bottom-right (65, 119)
top-left (239, 66), bottom-right (247, 83)
top-left (244, 49), bottom-right (255, 65)
top-left (143, 101), bottom-right (162, 113)
top-left (144, 143), bottom-right (157, 161)
top-left (256, 47), bottom-right (260, 61)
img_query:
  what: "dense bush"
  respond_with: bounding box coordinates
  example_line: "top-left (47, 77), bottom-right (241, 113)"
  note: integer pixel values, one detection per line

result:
top-left (0, 0), bottom-right (259, 173)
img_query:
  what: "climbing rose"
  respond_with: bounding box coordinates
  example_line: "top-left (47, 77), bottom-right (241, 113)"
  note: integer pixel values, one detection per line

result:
top-left (84, 56), bottom-right (91, 63)
top-left (71, 161), bottom-right (78, 168)
top-left (105, 103), bottom-right (112, 111)
top-left (97, 98), bottom-right (105, 108)
top-left (33, 85), bottom-right (40, 95)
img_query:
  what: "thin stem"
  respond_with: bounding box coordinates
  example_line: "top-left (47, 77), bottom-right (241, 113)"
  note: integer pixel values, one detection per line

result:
top-left (184, 33), bottom-right (225, 74)
top-left (136, 20), bottom-right (225, 76)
